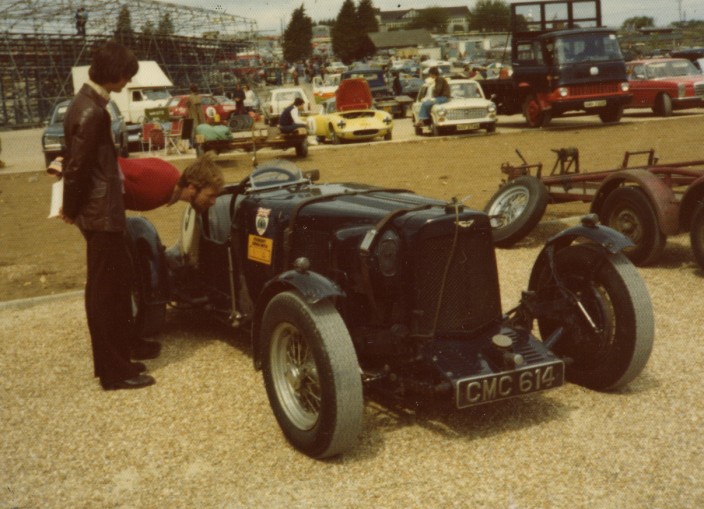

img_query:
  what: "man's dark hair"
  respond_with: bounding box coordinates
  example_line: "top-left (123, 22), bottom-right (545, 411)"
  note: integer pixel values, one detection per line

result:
top-left (428, 66), bottom-right (440, 76)
top-left (88, 41), bottom-right (138, 85)
top-left (293, 97), bottom-right (305, 106)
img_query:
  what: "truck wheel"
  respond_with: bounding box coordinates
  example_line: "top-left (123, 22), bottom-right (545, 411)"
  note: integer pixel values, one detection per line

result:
top-left (598, 104), bottom-right (623, 124)
top-left (484, 176), bottom-right (549, 248)
top-left (126, 238), bottom-right (166, 338)
top-left (599, 186), bottom-right (666, 266)
top-left (261, 292), bottom-right (363, 459)
top-left (523, 95), bottom-right (551, 128)
top-left (653, 93), bottom-right (673, 117)
top-left (689, 201), bottom-right (704, 269)
top-left (295, 137), bottom-right (308, 157)
top-left (529, 244), bottom-right (653, 391)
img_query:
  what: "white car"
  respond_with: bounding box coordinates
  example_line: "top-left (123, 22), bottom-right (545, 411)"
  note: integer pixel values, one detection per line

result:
top-left (262, 87), bottom-right (312, 126)
top-left (411, 78), bottom-right (497, 136)
top-left (326, 61), bottom-right (348, 74)
top-left (312, 74), bottom-right (341, 104)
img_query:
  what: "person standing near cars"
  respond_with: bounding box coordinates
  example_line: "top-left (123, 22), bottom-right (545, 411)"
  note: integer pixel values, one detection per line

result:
top-left (186, 85), bottom-right (205, 148)
top-left (415, 66), bottom-right (451, 127)
top-left (232, 83), bottom-right (246, 115)
top-left (278, 97), bottom-right (307, 133)
top-left (61, 41), bottom-right (154, 391)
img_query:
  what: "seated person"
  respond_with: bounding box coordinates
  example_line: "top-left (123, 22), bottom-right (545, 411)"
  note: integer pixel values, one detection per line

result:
top-left (279, 97), bottom-right (307, 134)
top-left (415, 67), bottom-right (451, 127)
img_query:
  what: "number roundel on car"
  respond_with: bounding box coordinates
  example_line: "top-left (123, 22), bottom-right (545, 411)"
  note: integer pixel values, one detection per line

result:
top-left (205, 106), bottom-right (216, 118)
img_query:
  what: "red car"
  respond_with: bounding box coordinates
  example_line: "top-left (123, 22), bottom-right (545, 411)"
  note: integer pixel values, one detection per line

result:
top-left (625, 58), bottom-right (704, 116)
top-left (166, 94), bottom-right (235, 123)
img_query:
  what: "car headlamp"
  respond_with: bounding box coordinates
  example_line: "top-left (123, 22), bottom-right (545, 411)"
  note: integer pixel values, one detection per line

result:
top-left (558, 87), bottom-right (569, 97)
top-left (436, 107), bottom-right (447, 118)
top-left (620, 82), bottom-right (630, 92)
top-left (376, 230), bottom-right (401, 277)
top-left (487, 103), bottom-right (497, 113)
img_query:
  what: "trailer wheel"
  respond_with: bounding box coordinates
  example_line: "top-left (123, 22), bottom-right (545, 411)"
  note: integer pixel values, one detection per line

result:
top-left (484, 176), bottom-right (549, 247)
top-left (599, 104), bottom-right (623, 124)
top-left (653, 93), bottom-right (673, 117)
top-left (599, 186), bottom-right (666, 266)
top-left (689, 201), bottom-right (704, 269)
top-left (295, 137), bottom-right (308, 157)
top-left (523, 95), bottom-right (551, 128)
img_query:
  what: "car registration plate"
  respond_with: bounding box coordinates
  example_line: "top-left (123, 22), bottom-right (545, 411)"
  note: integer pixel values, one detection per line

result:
top-left (584, 99), bottom-right (607, 108)
top-left (455, 360), bottom-right (564, 408)
top-left (456, 123), bottom-right (479, 131)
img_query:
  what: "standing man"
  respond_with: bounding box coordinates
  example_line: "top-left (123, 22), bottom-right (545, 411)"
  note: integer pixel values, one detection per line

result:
top-left (186, 85), bottom-right (205, 148)
top-left (414, 66), bottom-right (451, 127)
top-left (75, 7), bottom-right (88, 36)
top-left (278, 97), bottom-right (307, 133)
top-left (61, 41), bottom-right (153, 391)
top-left (232, 83), bottom-right (246, 115)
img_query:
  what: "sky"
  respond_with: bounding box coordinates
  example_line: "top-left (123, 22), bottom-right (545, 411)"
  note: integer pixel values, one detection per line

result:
top-left (171, 0), bottom-right (697, 34)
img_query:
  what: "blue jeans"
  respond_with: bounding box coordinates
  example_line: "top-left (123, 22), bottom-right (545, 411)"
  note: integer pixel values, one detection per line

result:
top-left (418, 96), bottom-right (449, 120)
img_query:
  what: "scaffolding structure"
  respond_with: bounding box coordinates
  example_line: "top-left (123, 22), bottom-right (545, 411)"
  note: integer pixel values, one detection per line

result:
top-left (0, 0), bottom-right (260, 127)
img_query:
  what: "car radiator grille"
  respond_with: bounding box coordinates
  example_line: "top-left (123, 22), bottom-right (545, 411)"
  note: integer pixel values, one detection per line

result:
top-left (413, 229), bottom-right (501, 336)
top-left (568, 83), bottom-right (620, 96)
top-left (353, 129), bottom-right (379, 136)
top-left (695, 82), bottom-right (704, 97)
top-left (445, 108), bottom-right (486, 120)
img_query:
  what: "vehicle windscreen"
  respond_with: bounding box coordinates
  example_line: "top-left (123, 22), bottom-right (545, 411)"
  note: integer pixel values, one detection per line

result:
top-left (343, 72), bottom-right (385, 88)
top-left (645, 59), bottom-right (700, 78)
top-left (142, 89), bottom-right (171, 101)
top-left (450, 82), bottom-right (482, 99)
top-left (52, 105), bottom-right (69, 123)
top-left (552, 33), bottom-right (623, 64)
top-left (275, 91), bottom-right (304, 102)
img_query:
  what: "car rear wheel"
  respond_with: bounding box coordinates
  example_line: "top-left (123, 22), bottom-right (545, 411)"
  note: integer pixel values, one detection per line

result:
top-left (689, 201), bottom-right (704, 269)
top-left (261, 292), bottom-right (363, 459)
top-left (529, 244), bottom-right (653, 391)
top-left (484, 176), bottom-right (549, 247)
top-left (599, 186), bottom-right (666, 266)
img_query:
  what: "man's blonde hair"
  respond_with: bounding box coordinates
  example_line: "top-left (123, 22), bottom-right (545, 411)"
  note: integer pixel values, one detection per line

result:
top-left (179, 151), bottom-right (224, 191)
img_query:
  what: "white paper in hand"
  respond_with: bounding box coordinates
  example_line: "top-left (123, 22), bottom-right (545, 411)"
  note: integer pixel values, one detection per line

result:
top-left (48, 179), bottom-right (63, 218)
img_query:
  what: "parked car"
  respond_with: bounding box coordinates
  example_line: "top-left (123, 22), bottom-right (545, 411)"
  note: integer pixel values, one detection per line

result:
top-left (669, 47), bottom-right (704, 71)
top-left (311, 74), bottom-right (341, 104)
top-left (125, 159), bottom-right (653, 458)
top-left (341, 66), bottom-right (410, 118)
top-left (411, 78), bottom-right (497, 136)
top-left (306, 78), bottom-right (393, 144)
top-left (625, 58), bottom-right (704, 116)
top-left (166, 94), bottom-right (232, 123)
top-left (399, 76), bottom-right (424, 99)
top-left (326, 61), bottom-right (348, 74)
top-left (261, 87), bottom-right (311, 126)
top-left (391, 59), bottom-right (420, 75)
top-left (42, 99), bottom-right (129, 166)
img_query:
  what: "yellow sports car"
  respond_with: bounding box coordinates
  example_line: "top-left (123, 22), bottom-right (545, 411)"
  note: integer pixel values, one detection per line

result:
top-left (307, 79), bottom-right (393, 144)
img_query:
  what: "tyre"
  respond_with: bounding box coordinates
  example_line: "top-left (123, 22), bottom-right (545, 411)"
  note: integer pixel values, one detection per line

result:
top-left (126, 240), bottom-right (166, 338)
top-left (522, 94), bottom-right (551, 128)
top-left (261, 292), bottom-right (363, 459)
top-left (689, 201), bottom-right (704, 269)
top-left (598, 104), bottom-right (623, 124)
top-left (653, 93), bottom-right (673, 117)
top-left (484, 176), bottom-right (549, 248)
top-left (414, 124), bottom-right (423, 136)
top-left (485, 123), bottom-right (496, 134)
top-left (316, 136), bottom-right (326, 144)
top-left (431, 123), bottom-right (441, 137)
top-left (295, 137), bottom-right (308, 157)
top-left (529, 244), bottom-right (654, 391)
top-left (599, 186), bottom-right (666, 266)
top-left (119, 135), bottom-right (130, 157)
top-left (330, 128), bottom-right (340, 145)
top-left (383, 131), bottom-right (392, 141)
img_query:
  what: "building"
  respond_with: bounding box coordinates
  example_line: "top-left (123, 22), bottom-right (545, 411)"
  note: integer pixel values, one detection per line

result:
top-left (377, 6), bottom-right (471, 34)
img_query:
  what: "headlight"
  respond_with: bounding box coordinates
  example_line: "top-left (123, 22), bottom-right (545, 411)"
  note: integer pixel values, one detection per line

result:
top-left (620, 82), bottom-right (630, 92)
top-left (558, 87), bottom-right (569, 97)
top-left (435, 107), bottom-right (447, 118)
top-left (376, 230), bottom-right (400, 277)
top-left (487, 103), bottom-right (497, 113)
top-left (678, 83), bottom-right (686, 98)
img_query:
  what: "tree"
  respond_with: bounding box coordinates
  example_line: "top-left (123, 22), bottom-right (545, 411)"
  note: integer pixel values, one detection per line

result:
top-left (469, 0), bottom-right (511, 32)
top-left (282, 4), bottom-right (313, 63)
top-left (356, 0), bottom-right (379, 59)
top-left (408, 7), bottom-right (449, 33)
top-left (156, 13), bottom-right (175, 36)
top-left (331, 0), bottom-right (360, 64)
top-left (114, 5), bottom-right (135, 47)
top-left (622, 16), bottom-right (655, 31)
top-left (142, 20), bottom-right (155, 36)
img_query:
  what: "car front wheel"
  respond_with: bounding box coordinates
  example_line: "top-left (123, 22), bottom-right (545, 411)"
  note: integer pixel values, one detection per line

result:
top-left (261, 292), bottom-right (363, 459)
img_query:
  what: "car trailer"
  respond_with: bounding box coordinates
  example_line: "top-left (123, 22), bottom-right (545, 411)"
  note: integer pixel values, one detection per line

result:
top-left (484, 147), bottom-right (704, 267)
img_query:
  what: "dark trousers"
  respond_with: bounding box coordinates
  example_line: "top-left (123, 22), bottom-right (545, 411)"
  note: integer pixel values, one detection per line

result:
top-left (83, 230), bottom-right (140, 385)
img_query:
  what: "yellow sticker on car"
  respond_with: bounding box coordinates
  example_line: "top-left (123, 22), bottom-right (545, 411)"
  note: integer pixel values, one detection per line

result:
top-left (248, 234), bottom-right (273, 265)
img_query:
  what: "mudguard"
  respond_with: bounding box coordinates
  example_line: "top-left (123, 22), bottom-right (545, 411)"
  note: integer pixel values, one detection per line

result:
top-left (251, 269), bottom-right (346, 369)
top-left (125, 216), bottom-right (169, 304)
top-left (528, 214), bottom-right (634, 287)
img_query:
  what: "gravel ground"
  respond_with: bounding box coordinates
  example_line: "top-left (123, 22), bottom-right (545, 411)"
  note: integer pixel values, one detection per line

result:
top-left (2, 228), bottom-right (703, 508)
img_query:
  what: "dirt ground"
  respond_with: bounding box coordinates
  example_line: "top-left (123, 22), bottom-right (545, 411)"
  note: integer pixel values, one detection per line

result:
top-left (1, 115), bottom-right (703, 302)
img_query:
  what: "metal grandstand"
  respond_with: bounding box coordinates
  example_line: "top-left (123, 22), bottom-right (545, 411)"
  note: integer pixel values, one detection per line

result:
top-left (0, 0), bottom-right (260, 127)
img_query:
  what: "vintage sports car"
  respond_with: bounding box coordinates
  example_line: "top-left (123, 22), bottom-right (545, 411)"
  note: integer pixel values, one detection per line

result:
top-left (625, 58), bottom-right (704, 116)
top-left (307, 78), bottom-right (393, 144)
top-left (411, 78), bottom-right (497, 136)
top-left (126, 160), bottom-right (654, 459)
top-left (311, 74), bottom-right (340, 104)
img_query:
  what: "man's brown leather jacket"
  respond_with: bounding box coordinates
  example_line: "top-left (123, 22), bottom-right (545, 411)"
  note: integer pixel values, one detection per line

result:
top-left (62, 84), bottom-right (126, 232)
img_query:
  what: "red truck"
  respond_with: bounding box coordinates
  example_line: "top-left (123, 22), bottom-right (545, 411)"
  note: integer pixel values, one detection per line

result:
top-left (480, 0), bottom-right (632, 127)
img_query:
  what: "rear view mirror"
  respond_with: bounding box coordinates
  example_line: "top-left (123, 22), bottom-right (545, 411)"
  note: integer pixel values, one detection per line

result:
top-left (303, 169), bottom-right (320, 182)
